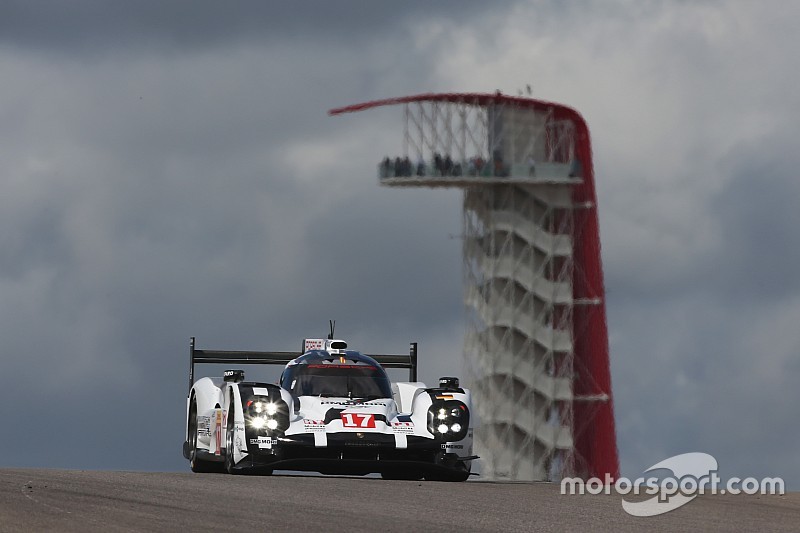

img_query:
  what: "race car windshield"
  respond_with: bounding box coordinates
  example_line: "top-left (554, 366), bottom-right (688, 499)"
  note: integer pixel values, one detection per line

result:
top-left (284, 364), bottom-right (392, 399)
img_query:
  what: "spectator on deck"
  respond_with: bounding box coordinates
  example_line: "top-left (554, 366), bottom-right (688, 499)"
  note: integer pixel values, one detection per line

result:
top-left (493, 150), bottom-right (508, 177)
top-left (380, 156), bottom-right (392, 178)
top-left (402, 156), bottom-right (412, 177)
top-left (443, 154), bottom-right (453, 176)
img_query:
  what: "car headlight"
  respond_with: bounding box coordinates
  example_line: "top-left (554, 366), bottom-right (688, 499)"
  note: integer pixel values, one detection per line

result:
top-left (427, 400), bottom-right (469, 441)
top-left (246, 394), bottom-right (289, 439)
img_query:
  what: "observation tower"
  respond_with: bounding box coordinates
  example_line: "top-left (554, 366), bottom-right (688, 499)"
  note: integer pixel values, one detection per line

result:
top-left (330, 93), bottom-right (618, 481)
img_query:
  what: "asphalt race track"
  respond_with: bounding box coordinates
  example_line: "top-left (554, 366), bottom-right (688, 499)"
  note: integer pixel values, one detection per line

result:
top-left (0, 469), bottom-right (797, 532)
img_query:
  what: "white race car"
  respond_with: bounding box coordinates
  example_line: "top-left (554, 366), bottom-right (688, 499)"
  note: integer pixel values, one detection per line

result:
top-left (182, 336), bottom-right (476, 481)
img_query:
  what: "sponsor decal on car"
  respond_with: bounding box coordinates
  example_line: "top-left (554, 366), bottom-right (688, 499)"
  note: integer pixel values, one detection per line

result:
top-left (304, 339), bottom-right (325, 351)
top-left (341, 413), bottom-right (376, 428)
top-left (215, 409), bottom-right (223, 456)
top-left (308, 364), bottom-right (377, 370)
top-left (197, 416), bottom-right (211, 437)
top-left (250, 436), bottom-right (277, 449)
top-left (441, 443), bottom-right (464, 450)
top-left (320, 400), bottom-right (388, 407)
top-left (303, 419), bottom-right (326, 432)
top-left (391, 421), bottom-right (415, 434)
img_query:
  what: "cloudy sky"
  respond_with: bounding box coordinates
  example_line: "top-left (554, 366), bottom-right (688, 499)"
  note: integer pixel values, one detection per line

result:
top-left (1, 0), bottom-right (798, 486)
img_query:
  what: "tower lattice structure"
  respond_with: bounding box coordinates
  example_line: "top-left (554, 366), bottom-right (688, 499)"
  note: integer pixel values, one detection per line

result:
top-left (331, 93), bottom-right (618, 481)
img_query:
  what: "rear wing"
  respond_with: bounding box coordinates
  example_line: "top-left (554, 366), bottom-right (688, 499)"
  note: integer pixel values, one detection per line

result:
top-left (188, 337), bottom-right (418, 390)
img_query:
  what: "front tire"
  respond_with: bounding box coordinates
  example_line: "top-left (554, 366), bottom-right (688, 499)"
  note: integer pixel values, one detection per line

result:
top-left (381, 469), bottom-right (423, 481)
top-left (424, 462), bottom-right (470, 482)
top-left (225, 405), bottom-right (240, 475)
top-left (189, 399), bottom-right (218, 473)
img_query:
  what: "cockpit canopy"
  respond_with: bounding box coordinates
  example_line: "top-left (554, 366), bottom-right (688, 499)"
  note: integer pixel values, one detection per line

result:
top-left (280, 351), bottom-right (392, 399)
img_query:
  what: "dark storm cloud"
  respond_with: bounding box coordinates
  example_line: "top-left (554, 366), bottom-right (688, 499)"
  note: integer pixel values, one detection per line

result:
top-left (603, 125), bottom-right (800, 307)
top-left (300, 186), bottom-right (462, 332)
top-left (709, 134), bottom-right (800, 301)
top-left (609, 291), bottom-right (800, 484)
top-left (0, 0), bottom-right (499, 55)
top-left (603, 126), bottom-right (800, 485)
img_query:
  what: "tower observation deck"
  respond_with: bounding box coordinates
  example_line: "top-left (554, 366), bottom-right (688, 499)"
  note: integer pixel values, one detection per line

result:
top-left (330, 93), bottom-right (618, 481)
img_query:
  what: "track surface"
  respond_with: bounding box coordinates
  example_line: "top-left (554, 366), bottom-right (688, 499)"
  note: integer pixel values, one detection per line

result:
top-left (1, 469), bottom-right (797, 532)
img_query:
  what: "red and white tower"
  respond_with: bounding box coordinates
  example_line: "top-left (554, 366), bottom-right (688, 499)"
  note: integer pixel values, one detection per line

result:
top-left (331, 93), bottom-right (618, 481)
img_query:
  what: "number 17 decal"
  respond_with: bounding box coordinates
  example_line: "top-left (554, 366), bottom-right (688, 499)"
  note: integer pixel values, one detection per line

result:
top-left (341, 413), bottom-right (376, 428)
